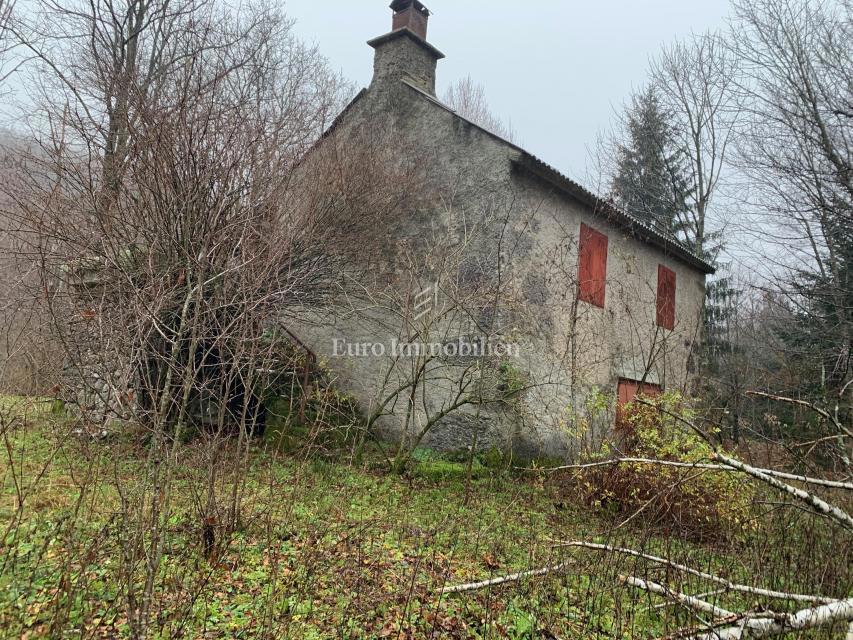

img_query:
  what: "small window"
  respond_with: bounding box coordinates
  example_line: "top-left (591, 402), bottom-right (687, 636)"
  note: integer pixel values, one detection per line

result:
top-left (657, 265), bottom-right (676, 330)
top-left (578, 223), bottom-right (608, 308)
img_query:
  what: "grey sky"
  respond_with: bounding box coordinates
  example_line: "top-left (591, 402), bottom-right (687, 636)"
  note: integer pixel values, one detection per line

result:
top-left (284, 0), bottom-right (734, 181)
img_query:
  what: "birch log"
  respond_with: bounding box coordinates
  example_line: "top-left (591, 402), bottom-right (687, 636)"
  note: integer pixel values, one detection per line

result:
top-left (710, 452), bottom-right (853, 532)
top-left (560, 541), bottom-right (835, 604)
top-left (527, 458), bottom-right (853, 491)
top-left (439, 562), bottom-right (573, 594)
top-left (619, 575), bottom-right (735, 618)
top-left (691, 598), bottom-right (853, 639)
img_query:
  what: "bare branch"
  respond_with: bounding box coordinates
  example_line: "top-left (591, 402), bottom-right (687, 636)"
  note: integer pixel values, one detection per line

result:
top-left (747, 390), bottom-right (853, 439)
top-left (439, 562), bottom-right (574, 595)
top-left (620, 574), bottom-right (735, 619)
top-left (523, 457), bottom-right (853, 490)
top-left (557, 541), bottom-right (837, 604)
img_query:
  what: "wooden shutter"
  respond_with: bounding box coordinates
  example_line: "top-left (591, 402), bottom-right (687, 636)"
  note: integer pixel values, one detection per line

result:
top-left (616, 378), bottom-right (663, 427)
top-left (578, 223), bottom-right (608, 308)
top-left (656, 265), bottom-right (676, 330)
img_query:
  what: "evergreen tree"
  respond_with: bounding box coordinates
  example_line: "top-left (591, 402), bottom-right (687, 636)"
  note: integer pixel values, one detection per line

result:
top-left (611, 87), bottom-right (738, 397)
top-left (779, 219), bottom-right (853, 397)
top-left (611, 87), bottom-right (693, 240)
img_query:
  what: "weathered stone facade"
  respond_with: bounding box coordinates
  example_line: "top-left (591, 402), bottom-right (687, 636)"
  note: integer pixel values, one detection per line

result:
top-left (293, 1), bottom-right (713, 459)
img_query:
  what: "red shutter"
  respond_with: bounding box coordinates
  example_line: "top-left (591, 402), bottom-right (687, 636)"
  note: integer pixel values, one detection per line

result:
top-left (578, 223), bottom-right (608, 308)
top-left (616, 378), bottom-right (663, 427)
top-left (656, 265), bottom-right (676, 330)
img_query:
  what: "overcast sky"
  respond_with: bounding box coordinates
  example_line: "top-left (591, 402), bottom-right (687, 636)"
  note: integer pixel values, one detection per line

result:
top-left (283, 0), bottom-right (734, 182)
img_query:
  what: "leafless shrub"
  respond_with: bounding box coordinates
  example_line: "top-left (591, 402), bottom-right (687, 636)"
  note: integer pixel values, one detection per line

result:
top-left (1, 2), bottom-right (387, 637)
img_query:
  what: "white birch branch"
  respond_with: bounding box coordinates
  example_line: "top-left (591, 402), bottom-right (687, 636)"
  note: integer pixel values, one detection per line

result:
top-left (710, 452), bottom-right (853, 532)
top-left (559, 541), bottom-right (836, 604)
top-left (654, 590), bottom-right (727, 610)
top-left (620, 575), bottom-right (735, 619)
top-left (439, 562), bottom-right (573, 594)
top-left (526, 458), bottom-right (853, 491)
top-left (690, 598), bottom-right (853, 639)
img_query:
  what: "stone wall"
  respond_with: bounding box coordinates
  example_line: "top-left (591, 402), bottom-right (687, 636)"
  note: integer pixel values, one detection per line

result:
top-left (289, 68), bottom-right (707, 460)
top-left (369, 30), bottom-right (442, 96)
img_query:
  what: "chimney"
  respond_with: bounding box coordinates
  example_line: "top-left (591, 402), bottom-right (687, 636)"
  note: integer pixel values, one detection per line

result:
top-left (391, 0), bottom-right (430, 40)
top-left (368, 0), bottom-right (445, 96)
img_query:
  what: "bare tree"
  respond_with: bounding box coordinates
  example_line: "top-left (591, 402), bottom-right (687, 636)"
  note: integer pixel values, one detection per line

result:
top-left (0, 0), bottom-right (11, 43)
top-left (0, 0), bottom-right (13, 71)
top-left (443, 75), bottom-right (516, 142)
top-left (2, 2), bottom-right (373, 637)
top-left (10, 0), bottom-right (349, 232)
top-left (731, 0), bottom-right (852, 397)
top-left (651, 32), bottom-right (740, 259)
top-left (0, 0), bottom-right (16, 110)
top-left (354, 190), bottom-right (535, 471)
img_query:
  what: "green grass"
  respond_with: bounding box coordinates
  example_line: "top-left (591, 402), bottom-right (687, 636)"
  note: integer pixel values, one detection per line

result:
top-left (0, 397), bottom-right (850, 639)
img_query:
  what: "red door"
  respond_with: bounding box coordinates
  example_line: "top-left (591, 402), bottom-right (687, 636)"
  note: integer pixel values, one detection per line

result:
top-left (616, 378), bottom-right (662, 427)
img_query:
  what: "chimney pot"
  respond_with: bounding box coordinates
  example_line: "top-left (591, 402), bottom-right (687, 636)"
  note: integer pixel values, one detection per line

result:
top-left (390, 0), bottom-right (430, 40)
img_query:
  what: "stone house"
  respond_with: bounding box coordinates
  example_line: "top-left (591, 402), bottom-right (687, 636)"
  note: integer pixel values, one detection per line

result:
top-left (294, 0), bottom-right (714, 459)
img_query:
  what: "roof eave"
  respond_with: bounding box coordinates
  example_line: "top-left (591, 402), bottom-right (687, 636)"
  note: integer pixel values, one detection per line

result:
top-left (514, 154), bottom-right (716, 275)
top-left (396, 80), bottom-right (715, 275)
top-left (318, 80), bottom-right (716, 277)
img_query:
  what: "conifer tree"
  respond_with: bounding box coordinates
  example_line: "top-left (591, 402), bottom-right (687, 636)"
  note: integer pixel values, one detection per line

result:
top-left (610, 87), bottom-right (693, 240)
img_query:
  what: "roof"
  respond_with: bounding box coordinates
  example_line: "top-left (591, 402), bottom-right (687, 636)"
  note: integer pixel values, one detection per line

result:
top-left (314, 78), bottom-right (715, 275)
top-left (321, 88), bottom-right (368, 142)
top-left (399, 80), bottom-right (716, 275)
top-left (514, 154), bottom-right (716, 275)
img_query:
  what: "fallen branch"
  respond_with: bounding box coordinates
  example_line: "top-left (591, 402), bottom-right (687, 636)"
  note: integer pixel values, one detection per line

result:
top-left (690, 598), bottom-right (853, 639)
top-left (564, 404), bottom-right (853, 532)
top-left (710, 452), bottom-right (853, 532)
top-left (522, 458), bottom-right (853, 491)
top-left (620, 575), bottom-right (735, 619)
top-left (654, 590), bottom-right (727, 610)
top-left (558, 541), bottom-right (835, 604)
top-left (439, 562), bottom-right (573, 594)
